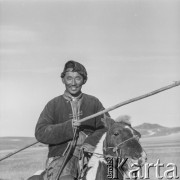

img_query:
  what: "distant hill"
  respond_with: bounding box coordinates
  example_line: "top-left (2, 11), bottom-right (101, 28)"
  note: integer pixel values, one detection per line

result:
top-left (0, 137), bottom-right (46, 151)
top-left (134, 123), bottom-right (180, 137)
top-left (1, 123), bottom-right (180, 151)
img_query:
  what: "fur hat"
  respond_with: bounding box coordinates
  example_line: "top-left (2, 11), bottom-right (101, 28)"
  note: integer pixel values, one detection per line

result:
top-left (61, 60), bottom-right (88, 81)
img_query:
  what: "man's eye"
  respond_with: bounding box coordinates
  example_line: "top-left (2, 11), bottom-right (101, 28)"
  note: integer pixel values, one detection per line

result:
top-left (76, 77), bottom-right (82, 81)
top-left (67, 77), bottom-right (72, 81)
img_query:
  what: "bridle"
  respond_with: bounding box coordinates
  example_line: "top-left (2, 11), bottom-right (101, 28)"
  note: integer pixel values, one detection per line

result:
top-left (104, 135), bottom-right (140, 156)
top-left (81, 133), bottom-right (142, 179)
top-left (83, 134), bottom-right (140, 159)
top-left (103, 134), bottom-right (141, 177)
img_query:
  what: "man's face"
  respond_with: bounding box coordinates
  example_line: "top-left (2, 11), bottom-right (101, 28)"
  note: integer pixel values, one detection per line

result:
top-left (62, 70), bottom-right (85, 96)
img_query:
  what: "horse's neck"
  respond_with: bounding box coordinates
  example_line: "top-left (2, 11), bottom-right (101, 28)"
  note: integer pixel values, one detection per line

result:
top-left (85, 133), bottom-right (106, 180)
top-left (84, 132), bottom-right (124, 180)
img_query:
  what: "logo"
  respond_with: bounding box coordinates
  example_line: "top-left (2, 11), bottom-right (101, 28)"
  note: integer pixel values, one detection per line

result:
top-left (106, 158), bottom-right (179, 179)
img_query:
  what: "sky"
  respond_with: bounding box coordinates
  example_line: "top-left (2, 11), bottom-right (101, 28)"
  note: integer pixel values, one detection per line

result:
top-left (0, 0), bottom-right (180, 137)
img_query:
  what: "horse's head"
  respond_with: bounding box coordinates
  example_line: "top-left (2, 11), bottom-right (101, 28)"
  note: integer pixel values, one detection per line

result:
top-left (101, 115), bottom-right (147, 173)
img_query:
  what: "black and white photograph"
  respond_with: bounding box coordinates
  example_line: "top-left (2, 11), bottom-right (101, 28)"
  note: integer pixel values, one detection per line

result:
top-left (0, 0), bottom-right (180, 180)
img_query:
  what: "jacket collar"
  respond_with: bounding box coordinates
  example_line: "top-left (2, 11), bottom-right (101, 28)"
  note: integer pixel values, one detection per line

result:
top-left (63, 90), bottom-right (83, 102)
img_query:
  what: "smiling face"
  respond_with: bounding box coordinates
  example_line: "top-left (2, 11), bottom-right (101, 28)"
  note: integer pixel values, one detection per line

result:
top-left (62, 69), bottom-right (85, 97)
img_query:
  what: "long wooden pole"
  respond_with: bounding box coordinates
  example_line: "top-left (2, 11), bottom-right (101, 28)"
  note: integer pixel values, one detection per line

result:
top-left (0, 141), bottom-right (39, 162)
top-left (78, 81), bottom-right (180, 123)
top-left (0, 81), bottom-right (179, 162)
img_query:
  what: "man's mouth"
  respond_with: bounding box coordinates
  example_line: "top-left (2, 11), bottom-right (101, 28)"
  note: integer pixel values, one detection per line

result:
top-left (71, 86), bottom-right (78, 91)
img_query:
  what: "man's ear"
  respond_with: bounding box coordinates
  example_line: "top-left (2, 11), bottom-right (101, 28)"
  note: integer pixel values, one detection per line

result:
top-left (62, 78), bottom-right (65, 84)
top-left (83, 79), bottom-right (87, 84)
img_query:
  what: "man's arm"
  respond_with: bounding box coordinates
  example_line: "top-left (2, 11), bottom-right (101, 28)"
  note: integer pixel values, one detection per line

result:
top-left (35, 100), bottom-right (74, 145)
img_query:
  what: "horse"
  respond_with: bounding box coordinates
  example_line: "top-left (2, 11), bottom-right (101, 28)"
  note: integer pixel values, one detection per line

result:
top-left (82, 115), bottom-right (147, 180)
top-left (27, 115), bottom-right (147, 180)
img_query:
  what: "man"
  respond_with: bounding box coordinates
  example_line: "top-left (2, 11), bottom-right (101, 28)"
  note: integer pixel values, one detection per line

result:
top-left (35, 60), bottom-right (108, 180)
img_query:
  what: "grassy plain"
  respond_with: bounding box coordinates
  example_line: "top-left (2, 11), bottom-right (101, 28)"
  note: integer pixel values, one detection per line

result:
top-left (0, 134), bottom-right (180, 180)
top-left (136, 133), bottom-right (180, 180)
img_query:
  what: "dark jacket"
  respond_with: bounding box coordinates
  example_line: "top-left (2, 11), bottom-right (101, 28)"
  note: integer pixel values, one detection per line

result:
top-left (35, 93), bottom-right (107, 157)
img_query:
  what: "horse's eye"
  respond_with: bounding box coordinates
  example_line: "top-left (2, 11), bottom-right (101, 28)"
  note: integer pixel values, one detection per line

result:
top-left (114, 132), bottom-right (119, 136)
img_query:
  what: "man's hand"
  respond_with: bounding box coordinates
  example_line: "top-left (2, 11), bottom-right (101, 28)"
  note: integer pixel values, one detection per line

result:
top-left (82, 143), bottom-right (95, 153)
top-left (73, 121), bottom-right (81, 127)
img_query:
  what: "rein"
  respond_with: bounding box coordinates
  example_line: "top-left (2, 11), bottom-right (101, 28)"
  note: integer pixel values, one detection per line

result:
top-left (80, 133), bottom-right (144, 180)
top-left (55, 127), bottom-right (79, 180)
top-left (83, 135), bottom-right (139, 159)
top-left (105, 135), bottom-right (139, 153)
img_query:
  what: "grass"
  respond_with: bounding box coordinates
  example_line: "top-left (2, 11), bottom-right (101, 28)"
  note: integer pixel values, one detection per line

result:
top-left (137, 133), bottom-right (180, 180)
top-left (139, 147), bottom-right (180, 180)
top-left (0, 147), bottom-right (47, 180)
top-left (0, 134), bottom-right (180, 180)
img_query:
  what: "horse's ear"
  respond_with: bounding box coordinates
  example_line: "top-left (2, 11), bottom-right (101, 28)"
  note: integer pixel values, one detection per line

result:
top-left (101, 114), bottom-right (114, 128)
top-left (115, 115), bottom-right (131, 125)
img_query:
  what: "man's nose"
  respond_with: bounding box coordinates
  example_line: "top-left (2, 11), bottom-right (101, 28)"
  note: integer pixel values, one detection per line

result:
top-left (72, 79), bottom-right (76, 85)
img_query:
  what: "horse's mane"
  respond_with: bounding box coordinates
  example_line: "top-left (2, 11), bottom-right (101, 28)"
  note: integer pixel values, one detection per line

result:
top-left (86, 133), bottom-right (107, 180)
top-left (114, 115), bottom-right (131, 125)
